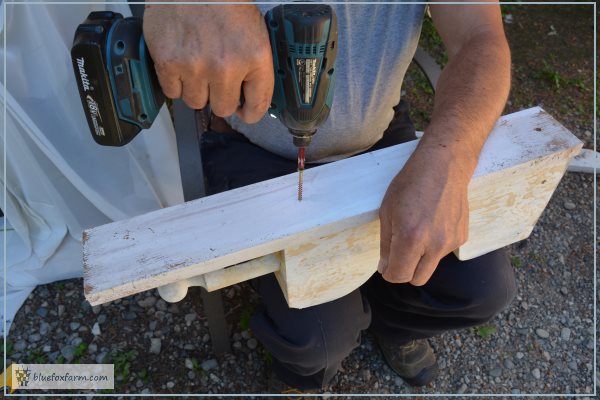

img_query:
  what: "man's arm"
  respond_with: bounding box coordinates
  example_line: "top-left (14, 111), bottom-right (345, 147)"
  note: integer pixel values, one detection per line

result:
top-left (378, 1), bottom-right (511, 285)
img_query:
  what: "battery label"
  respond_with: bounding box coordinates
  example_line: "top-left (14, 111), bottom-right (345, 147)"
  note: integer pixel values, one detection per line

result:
top-left (296, 58), bottom-right (318, 104)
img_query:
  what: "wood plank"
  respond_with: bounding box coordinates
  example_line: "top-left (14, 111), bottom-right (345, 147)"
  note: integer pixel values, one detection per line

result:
top-left (567, 148), bottom-right (598, 173)
top-left (83, 107), bottom-right (582, 306)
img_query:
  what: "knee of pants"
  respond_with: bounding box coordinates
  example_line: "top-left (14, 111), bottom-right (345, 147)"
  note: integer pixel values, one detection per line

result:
top-left (250, 288), bottom-right (371, 376)
top-left (447, 249), bottom-right (517, 323)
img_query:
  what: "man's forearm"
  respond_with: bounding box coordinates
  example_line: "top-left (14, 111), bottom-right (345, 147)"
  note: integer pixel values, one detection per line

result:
top-left (419, 29), bottom-right (511, 174)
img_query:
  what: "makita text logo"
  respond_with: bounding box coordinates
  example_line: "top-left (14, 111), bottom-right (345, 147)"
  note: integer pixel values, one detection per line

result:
top-left (77, 57), bottom-right (92, 91)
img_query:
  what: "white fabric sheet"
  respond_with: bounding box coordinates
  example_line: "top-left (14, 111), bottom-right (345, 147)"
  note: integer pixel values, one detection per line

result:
top-left (1, 1), bottom-right (183, 334)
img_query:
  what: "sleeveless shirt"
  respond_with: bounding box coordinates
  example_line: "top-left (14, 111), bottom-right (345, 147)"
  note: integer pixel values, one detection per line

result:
top-left (226, 1), bottom-right (426, 163)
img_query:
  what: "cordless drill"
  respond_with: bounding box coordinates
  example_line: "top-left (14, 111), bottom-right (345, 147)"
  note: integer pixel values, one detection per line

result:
top-left (71, 4), bottom-right (338, 200)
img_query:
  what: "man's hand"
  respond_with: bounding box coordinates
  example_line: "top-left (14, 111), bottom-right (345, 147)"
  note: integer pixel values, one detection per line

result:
top-left (378, 142), bottom-right (470, 286)
top-left (378, 0), bottom-right (510, 286)
top-left (143, 1), bottom-right (274, 123)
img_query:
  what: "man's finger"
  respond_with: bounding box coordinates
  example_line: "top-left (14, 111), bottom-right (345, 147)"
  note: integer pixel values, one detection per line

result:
top-left (382, 234), bottom-right (422, 283)
top-left (154, 63), bottom-right (183, 99)
top-left (181, 78), bottom-right (209, 110)
top-left (409, 252), bottom-right (440, 286)
top-left (209, 77), bottom-right (243, 117)
top-left (237, 68), bottom-right (274, 123)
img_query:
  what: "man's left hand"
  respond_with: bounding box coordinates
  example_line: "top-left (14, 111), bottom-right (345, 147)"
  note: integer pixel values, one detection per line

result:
top-left (378, 142), bottom-right (471, 286)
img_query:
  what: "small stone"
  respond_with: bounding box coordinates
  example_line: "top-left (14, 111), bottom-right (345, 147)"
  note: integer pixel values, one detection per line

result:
top-left (57, 305), bottom-right (65, 317)
top-left (96, 352), bottom-right (107, 364)
top-left (166, 381), bottom-right (175, 389)
top-left (92, 305), bottom-right (101, 315)
top-left (71, 337), bottom-right (83, 346)
top-left (88, 343), bottom-right (98, 354)
top-left (569, 360), bottom-right (578, 370)
top-left (184, 344), bottom-right (195, 351)
top-left (516, 352), bottom-right (524, 359)
top-left (232, 333), bottom-right (242, 341)
top-left (490, 367), bottom-right (502, 378)
top-left (512, 389), bottom-right (521, 394)
top-left (563, 201), bottom-right (576, 210)
top-left (202, 334), bottom-right (210, 343)
top-left (70, 322), bottom-right (81, 331)
top-left (141, 389), bottom-right (150, 394)
top-left (504, 359), bottom-right (515, 369)
top-left (542, 351), bottom-right (551, 361)
top-left (155, 299), bottom-right (168, 311)
top-left (122, 311), bottom-right (137, 320)
top-left (457, 383), bottom-right (468, 394)
top-left (536, 328), bottom-right (550, 339)
top-left (92, 322), bottom-right (101, 336)
top-left (37, 307), bottom-right (48, 318)
top-left (137, 296), bottom-right (157, 308)
top-left (201, 359), bottom-right (218, 371)
top-left (61, 345), bottom-right (76, 362)
top-left (241, 330), bottom-right (251, 340)
top-left (532, 368), bottom-right (541, 379)
top-left (584, 130), bottom-right (592, 137)
top-left (150, 338), bottom-right (162, 354)
top-left (185, 358), bottom-right (194, 369)
top-left (14, 340), bottom-right (27, 352)
top-left (97, 314), bottom-right (107, 324)
top-left (40, 322), bottom-right (50, 335)
top-left (184, 313), bottom-right (197, 324)
top-left (247, 338), bottom-right (258, 350)
top-left (187, 371), bottom-right (196, 380)
top-left (560, 287), bottom-right (569, 296)
top-left (43, 345), bottom-right (51, 352)
top-left (29, 333), bottom-right (41, 342)
top-left (585, 339), bottom-right (594, 350)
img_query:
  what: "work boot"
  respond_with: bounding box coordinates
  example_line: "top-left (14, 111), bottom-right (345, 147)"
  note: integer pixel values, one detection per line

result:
top-left (375, 338), bottom-right (439, 386)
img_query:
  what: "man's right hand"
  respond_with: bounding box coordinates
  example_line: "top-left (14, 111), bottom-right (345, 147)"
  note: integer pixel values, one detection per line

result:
top-left (143, 2), bottom-right (274, 123)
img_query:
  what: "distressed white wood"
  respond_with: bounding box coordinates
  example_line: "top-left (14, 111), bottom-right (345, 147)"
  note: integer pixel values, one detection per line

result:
top-left (567, 148), bottom-right (598, 173)
top-left (84, 107), bottom-right (582, 307)
top-left (158, 253), bottom-right (281, 302)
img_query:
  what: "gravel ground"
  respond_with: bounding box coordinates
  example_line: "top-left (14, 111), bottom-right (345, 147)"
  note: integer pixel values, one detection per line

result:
top-left (4, 4), bottom-right (597, 398)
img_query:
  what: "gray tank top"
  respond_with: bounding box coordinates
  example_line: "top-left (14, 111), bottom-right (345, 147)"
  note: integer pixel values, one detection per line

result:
top-left (227, 1), bottom-right (426, 163)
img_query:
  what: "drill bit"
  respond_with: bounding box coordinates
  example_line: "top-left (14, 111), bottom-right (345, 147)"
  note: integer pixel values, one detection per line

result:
top-left (297, 147), bottom-right (305, 201)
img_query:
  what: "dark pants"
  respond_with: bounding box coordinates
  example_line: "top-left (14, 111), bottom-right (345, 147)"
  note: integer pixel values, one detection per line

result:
top-left (200, 101), bottom-right (517, 390)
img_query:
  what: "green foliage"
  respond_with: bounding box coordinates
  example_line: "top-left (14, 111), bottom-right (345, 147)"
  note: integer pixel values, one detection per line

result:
top-left (73, 342), bottom-right (88, 363)
top-left (419, 16), bottom-right (448, 67)
top-left (263, 350), bottom-right (273, 368)
top-left (56, 355), bottom-right (66, 364)
top-left (190, 357), bottom-right (207, 376)
top-left (239, 308), bottom-right (253, 331)
top-left (137, 367), bottom-right (152, 384)
top-left (510, 256), bottom-right (522, 268)
top-left (531, 58), bottom-right (588, 92)
top-left (27, 348), bottom-right (48, 364)
top-left (109, 350), bottom-right (136, 383)
top-left (473, 325), bottom-right (497, 339)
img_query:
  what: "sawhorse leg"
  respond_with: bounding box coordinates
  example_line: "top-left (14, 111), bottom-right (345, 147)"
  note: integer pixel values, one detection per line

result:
top-left (173, 99), bottom-right (231, 354)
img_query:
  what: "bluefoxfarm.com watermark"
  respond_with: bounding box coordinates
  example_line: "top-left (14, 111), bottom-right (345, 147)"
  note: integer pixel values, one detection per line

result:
top-left (6, 363), bottom-right (114, 391)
